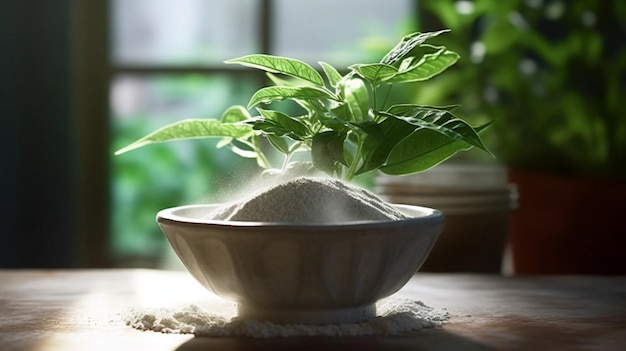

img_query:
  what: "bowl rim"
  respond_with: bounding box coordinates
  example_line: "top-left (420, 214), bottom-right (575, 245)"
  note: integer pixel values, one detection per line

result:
top-left (157, 203), bottom-right (443, 230)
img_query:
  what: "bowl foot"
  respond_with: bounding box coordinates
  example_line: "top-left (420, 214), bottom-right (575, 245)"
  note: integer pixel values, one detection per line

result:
top-left (237, 303), bottom-right (376, 325)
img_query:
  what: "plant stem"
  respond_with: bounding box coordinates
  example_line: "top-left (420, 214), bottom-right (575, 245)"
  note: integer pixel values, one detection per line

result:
top-left (280, 154), bottom-right (290, 171)
top-left (370, 82), bottom-right (386, 123)
top-left (344, 134), bottom-right (363, 182)
top-left (371, 83), bottom-right (378, 113)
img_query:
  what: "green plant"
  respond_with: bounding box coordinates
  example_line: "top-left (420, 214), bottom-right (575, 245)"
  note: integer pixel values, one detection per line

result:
top-left (116, 30), bottom-right (492, 181)
top-left (418, 0), bottom-right (626, 178)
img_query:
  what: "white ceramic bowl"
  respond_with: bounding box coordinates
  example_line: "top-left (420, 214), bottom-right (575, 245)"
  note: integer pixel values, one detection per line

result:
top-left (157, 204), bottom-right (443, 325)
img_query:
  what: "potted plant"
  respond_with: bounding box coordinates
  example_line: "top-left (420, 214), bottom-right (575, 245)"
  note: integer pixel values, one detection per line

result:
top-left (115, 30), bottom-right (492, 323)
top-left (419, 0), bottom-right (626, 274)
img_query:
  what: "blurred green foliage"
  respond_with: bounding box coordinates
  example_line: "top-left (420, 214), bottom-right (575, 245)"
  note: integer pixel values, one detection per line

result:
top-left (110, 75), bottom-right (259, 266)
top-left (418, 0), bottom-right (626, 177)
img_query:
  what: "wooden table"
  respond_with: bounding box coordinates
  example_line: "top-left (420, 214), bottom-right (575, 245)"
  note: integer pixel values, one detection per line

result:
top-left (1, 270), bottom-right (625, 350)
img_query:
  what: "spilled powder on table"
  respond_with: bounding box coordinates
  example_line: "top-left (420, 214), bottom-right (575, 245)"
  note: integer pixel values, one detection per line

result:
top-left (125, 298), bottom-right (449, 337)
top-left (209, 176), bottom-right (409, 223)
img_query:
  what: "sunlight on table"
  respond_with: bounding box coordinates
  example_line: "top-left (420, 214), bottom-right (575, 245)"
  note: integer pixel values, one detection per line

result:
top-left (30, 270), bottom-right (232, 351)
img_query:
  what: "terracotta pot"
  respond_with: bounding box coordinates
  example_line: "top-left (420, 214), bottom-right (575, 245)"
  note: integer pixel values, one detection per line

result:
top-left (508, 169), bottom-right (626, 275)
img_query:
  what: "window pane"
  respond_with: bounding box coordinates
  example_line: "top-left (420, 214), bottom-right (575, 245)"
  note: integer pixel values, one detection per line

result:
top-left (112, 0), bottom-right (260, 66)
top-left (273, 0), bottom-right (415, 67)
top-left (110, 74), bottom-right (260, 266)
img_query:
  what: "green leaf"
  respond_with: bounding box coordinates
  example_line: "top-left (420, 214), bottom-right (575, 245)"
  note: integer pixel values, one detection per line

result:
top-left (226, 54), bottom-right (325, 86)
top-left (221, 105), bottom-right (252, 123)
top-left (251, 119), bottom-right (294, 138)
top-left (381, 122), bottom-right (493, 175)
top-left (294, 98), bottom-right (327, 126)
top-left (323, 104), bottom-right (352, 133)
top-left (391, 43), bottom-right (441, 68)
top-left (340, 78), bottom-right (370, 122)
top-left (264, 74), bottom-right (328, 119)
top-left (217, 106), bottom-right (253, 148)
top-left (256, 108), bottom-right (310, 140)
top-left (385, 49), bottom-right (460, 83)
top-left (248, 86), bottom-right (337, 109)
top-left (383, 104), bottom-right (491, 153)
top-left (354, 107), bottom-right (492, 176)
top-left (381, 129), bottom-right (472, 174)
top-left (349, 63), bottom-right (398, 85)
top-left (380, 29), bottom-right (450, 65)
top-left (386, 103), bottom-right (459, 113)
top-left (319, 61), bottom-right (343, 87)
top-left (114, 119), bottom-right (254, 155)
top-left (266, 134), bottom-right (290, 154)
top-left (266, 72), bottom-right (297, 87)
top-left (354, 118), bottom-right (414, 175)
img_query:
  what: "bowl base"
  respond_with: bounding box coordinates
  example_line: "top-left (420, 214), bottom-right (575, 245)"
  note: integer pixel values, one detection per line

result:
top-left (237, 303), bottom-right (376, 325)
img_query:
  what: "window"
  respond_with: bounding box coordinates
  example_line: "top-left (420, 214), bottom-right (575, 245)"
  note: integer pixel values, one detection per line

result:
top-left (109, 0), bottom-right (417, 267)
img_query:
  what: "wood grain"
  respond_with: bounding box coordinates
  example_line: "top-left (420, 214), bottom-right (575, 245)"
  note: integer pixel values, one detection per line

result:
top-left (1, 270), bottom-right (624, 350)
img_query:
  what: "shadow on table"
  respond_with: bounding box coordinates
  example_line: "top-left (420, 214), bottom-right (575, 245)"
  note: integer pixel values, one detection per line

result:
top-left (175, 328), bottom-right (494, 351)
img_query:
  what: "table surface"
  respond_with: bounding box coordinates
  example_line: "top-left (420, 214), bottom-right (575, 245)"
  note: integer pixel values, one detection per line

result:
top-left (1, 270), bottom-right (625, 351)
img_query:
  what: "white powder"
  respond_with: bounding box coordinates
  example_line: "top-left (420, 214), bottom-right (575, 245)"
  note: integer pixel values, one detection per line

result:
top-left (126, 298), bottom-right (449, 337)
top-left (209, 177), bottom-right (408, 223)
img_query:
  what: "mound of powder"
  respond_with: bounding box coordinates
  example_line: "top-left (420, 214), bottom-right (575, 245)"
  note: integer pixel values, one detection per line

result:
top-left (209, 177), bottom-right (409, 223)
top-left (125, 298), bottom-right (449, 337)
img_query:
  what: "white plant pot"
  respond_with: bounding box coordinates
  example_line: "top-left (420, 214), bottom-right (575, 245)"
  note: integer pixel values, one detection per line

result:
top-left (157, 204), bottom-right (443, 325)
